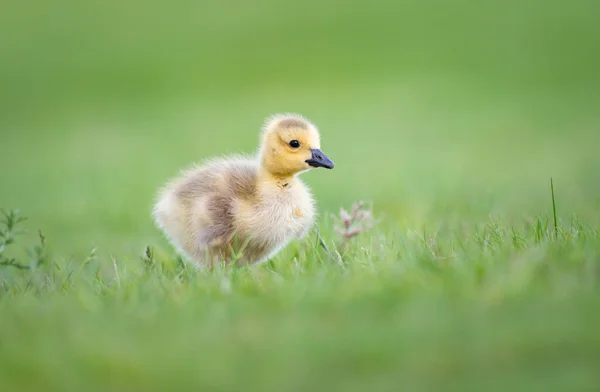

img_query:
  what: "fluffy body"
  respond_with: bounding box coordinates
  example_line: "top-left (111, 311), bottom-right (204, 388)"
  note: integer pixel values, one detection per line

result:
top-left (153, 113), bottom-right (331, 267)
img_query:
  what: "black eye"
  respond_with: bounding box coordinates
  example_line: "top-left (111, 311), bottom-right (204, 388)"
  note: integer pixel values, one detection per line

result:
top-left (289, 140), bottom-right (300, 148)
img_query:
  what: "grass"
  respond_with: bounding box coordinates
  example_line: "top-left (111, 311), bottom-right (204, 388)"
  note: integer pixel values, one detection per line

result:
top-left (2, 0), bottom-right (600, 390)
top-left (1, 186), bottom-right (600, 391)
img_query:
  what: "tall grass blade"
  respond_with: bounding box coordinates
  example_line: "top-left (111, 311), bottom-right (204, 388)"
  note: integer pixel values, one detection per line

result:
top-left (551, 177), bottom-right (558, 239)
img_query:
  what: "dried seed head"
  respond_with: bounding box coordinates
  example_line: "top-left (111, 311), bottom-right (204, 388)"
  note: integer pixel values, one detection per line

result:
top-left (340, 208), bottom-right (351, 227)
top-left (334, 201), bottom-right (377, 248)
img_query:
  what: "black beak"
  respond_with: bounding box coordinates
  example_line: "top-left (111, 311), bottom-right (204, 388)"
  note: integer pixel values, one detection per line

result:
top-left (306, 148), bottom-right (334, 169)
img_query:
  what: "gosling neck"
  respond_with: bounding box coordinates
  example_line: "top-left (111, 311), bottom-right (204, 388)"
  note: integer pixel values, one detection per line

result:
top-left (258, 167), bottom-right (297, 190)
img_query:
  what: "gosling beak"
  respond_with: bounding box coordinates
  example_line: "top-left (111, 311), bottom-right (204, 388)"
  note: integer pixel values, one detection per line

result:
top-left (306, 148), bottom-right (334, 169)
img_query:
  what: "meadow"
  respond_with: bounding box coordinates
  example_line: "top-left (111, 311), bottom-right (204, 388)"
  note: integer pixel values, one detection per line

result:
top-left (1, 0), bottom-right (600, 390)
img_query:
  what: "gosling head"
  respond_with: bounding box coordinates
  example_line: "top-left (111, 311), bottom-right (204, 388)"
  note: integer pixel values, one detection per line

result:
top-left (259, 113), bottom-right (334, 177)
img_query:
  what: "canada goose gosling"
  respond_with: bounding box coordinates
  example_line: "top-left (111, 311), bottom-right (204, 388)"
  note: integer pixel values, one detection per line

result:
top-left (153, 113), bottom-right (334, 267)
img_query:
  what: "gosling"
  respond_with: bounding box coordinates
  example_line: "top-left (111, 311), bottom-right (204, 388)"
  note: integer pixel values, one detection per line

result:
top-left (152, 113), bottom-right (334, 267)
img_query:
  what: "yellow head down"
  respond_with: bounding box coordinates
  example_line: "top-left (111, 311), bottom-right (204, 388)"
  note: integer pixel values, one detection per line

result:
top-left (259, 113), bottom-right (334, 177)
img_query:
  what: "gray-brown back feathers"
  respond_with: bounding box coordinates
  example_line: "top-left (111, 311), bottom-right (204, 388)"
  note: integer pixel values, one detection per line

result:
top-left (153, 157), bottom-right (258, 264)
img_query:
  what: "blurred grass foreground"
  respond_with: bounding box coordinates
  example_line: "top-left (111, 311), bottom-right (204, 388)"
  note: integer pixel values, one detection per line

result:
top-left (1, 0), bottom-right (600, 391)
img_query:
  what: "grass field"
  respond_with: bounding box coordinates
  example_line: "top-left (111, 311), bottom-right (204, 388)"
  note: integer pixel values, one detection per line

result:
top-left (1, 0), bottom-right (600, 391)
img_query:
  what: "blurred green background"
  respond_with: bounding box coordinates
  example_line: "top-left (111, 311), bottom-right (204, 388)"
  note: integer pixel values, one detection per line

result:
top-left (1, 0), bottom-right (599, 258)
top-left (2, 1), bottom-right (600, 391)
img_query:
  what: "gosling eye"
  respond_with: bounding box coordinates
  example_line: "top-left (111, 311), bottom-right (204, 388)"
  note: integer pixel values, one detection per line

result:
top-left (289, 140), bottom-right (300, 149)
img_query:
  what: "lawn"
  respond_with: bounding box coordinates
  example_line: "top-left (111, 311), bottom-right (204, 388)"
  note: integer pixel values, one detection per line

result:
top-left (1, 0), bottom-right (600, 391)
